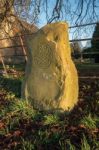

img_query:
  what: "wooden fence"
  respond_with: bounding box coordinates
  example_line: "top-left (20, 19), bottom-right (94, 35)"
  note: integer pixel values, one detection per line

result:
top-left (0, 22), bottom-right (99, 76)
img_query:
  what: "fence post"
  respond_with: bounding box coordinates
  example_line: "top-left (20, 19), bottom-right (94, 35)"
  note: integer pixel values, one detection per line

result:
top-left (19, 35), bottom-right (27, 62)
top-left (0, 53), bottom-right (8, 77)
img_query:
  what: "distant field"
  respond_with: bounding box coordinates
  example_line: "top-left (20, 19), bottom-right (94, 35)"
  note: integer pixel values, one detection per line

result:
top-left (0, 62), bottom-right (99, 77)
top-left (75, 63), bottom-right (99, 76)
top-left (76, 62), bottom-right (99, 69)
top-left (0, 63), bottom-right (25, 71)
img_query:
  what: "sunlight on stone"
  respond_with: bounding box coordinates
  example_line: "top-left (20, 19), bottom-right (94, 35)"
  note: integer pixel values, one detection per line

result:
top-left (22, 22), bottom-right (79, 111)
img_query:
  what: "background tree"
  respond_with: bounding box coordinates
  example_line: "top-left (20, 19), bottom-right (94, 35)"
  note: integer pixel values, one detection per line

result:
top-left (0, 0), bottom-right (14, 23)
top-left (0, 0), bottom-right (99, 43)
top-left (71, 42), bottom-right (82, 54)
top-left (0, 0), bottom-right (99, 25)
top-left (91, 22), bottom-right (99, 63)
top-left (91, 22), bottom-right (99, 52)
top-left (71, 41), bottom-right (82, 59)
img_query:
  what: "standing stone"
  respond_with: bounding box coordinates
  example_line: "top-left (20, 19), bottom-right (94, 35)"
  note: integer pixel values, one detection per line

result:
top-left (22, 22), bottom-right (79, 111)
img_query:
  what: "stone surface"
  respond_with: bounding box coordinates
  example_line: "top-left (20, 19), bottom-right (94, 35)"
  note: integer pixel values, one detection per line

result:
top-left (22, 22), bottom-right (78, 111)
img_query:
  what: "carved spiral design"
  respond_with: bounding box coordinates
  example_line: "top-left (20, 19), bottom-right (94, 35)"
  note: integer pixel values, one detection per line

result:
top-left (33, 44), bottom-right (53, 69)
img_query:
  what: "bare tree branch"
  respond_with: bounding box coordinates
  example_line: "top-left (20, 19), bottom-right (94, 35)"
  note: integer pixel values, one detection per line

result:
top-left (0, 0), bottom-right (99, 32)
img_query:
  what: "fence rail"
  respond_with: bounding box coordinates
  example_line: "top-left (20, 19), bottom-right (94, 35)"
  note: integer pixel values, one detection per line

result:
top-left (0, 21), bottom-right (98, 75)
top-left (0, 33), bottom-right (33, 41)
top-left (0, 38), bottom-right (99, 51)
top-left (69, 22), bottom-right (97, 28)
top-left (1, 55), bottom-right (26, 57)
top-left (0, 45), bottom-right (26, 50)
top-left (0, 22), bottom-right (98, 41)
top-left (70, 37), bottom-right (99, 42)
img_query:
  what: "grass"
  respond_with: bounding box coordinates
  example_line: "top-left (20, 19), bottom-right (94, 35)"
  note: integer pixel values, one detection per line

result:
top-left (80, 114), bottom-right (98, 129)
top-left (0, 64), bottom-right (99, 149)
top-left (76, 62), bottom-right (99, 68)
top-left (44, 114), bottom-right (59, 125)
top-left (0, 63), bottom-right (25, 71)
top-left (75, 62), bottom-right (99, 76)
top-left (81, 135), bottom-right (91, 150)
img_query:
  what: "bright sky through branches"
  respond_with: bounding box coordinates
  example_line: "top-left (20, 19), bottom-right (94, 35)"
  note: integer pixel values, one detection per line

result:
top-left (19, 0), bottom-right (99, 47)
top-left (34, 0), bottom-right (99, 47)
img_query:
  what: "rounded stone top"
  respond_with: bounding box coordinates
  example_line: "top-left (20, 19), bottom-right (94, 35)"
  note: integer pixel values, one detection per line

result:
top-left (40, 22), bottom-right (69, 33)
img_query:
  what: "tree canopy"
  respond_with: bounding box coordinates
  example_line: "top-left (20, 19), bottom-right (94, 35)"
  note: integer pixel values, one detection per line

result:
top-left (71, 41), bottom-right (82, 54)
top-left (91, 22), bottom-right (99, 52)
top-left (0, 0), bottom-right (99, 25)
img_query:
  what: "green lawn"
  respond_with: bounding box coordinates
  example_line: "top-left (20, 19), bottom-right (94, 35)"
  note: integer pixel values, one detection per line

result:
top-left (0, 74), bottom-right (99, 149)
top-left (76, 62), bottom-right (99, 69)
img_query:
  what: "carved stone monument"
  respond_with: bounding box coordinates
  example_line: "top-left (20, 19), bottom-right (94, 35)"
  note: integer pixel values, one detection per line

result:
top-left (22, 22), bottom-right (78, 111)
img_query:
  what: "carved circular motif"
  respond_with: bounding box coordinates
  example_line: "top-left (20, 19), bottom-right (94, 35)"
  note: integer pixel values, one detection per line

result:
top-left (33, 44), bottom-right (53, 69)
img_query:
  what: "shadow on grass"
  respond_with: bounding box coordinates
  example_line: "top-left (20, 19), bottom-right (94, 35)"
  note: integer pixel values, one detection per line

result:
top-left (0, 76), bottom-right (99, 149)
top-left (0, 76), bottom-right (22, 97)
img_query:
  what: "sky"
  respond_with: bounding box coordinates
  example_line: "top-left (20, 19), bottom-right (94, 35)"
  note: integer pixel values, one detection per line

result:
top-left (38, 15), bottom-right (95, 47)
top-left (34, 0), bottom-right (99, 47)
top-left (23, 0), bottom-right (99, 47)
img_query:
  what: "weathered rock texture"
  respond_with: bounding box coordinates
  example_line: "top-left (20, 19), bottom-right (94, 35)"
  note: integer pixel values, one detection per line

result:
top-left (22, 22), bottom-right (78, 111)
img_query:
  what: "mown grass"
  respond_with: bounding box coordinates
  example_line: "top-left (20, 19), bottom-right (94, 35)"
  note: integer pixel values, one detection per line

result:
top-left (0, 69), bottom-right (99, 149)
top-left (75, 62), bottom-right (99, 77)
